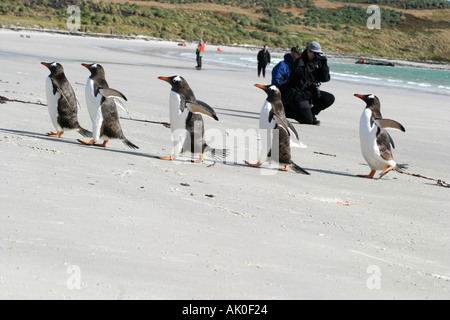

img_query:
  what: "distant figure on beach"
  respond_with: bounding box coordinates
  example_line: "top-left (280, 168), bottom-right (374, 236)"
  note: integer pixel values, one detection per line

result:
top-left (283, 41), bottom-right (335, 126)
top-left (271, 45), bottom-right (303, 106)
top-left (110, 28), bottom-right (113, 34)
top-left (257, 45), bottom-right (271, 78)
top-left (196, 40), bottom-right (205, 70)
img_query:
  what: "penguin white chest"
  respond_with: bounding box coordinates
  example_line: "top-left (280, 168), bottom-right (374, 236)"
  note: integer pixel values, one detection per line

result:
top-left (45, 76), bottom-right (61, 131)
top-left (257, 100), bottom-right (276, 163)
top-left (85, 78), bottom-right (103, 121)
top-left (169, 90), bottom-right (189, 134)
top-left (359, 109), bottom-right (387, 169)
top-left (259, 100), bottom-right (276, 131)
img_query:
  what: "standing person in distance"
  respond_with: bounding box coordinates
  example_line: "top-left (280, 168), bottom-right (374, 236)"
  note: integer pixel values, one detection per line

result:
top-left (257, 45), bottom-right (271, 78)
top-left (284, 41), bottom-right (335, 125)
top-left (196, 40), bottom-right (205, 70)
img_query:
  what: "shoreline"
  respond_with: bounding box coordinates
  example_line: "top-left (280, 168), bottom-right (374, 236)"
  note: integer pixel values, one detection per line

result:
top-left (2, 25), bottom-right (449, 71)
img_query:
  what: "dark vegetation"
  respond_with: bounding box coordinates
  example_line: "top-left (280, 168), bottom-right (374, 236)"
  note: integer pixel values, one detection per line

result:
top-left (337, 0), bottom-right (450, 9)
top-left (0, 0), bottom-right (448, 61)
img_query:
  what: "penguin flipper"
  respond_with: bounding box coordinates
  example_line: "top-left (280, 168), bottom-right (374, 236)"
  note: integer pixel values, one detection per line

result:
top-left (273, 114), bottom-right (290, 136)
top-left (287, 120), bottom-right (299, 141)
top-left (99, 88), bottom-right (128, 101)
top-left (186, 100), bottom-right (219, 121)
top-left (76, 98), bottom-right (83, 110)
top-left (55, 85), bottom-right (74, 108)
top-left (268, 110), bottom-right (275, 123)
top-left (378, 119), bottom-right (405, 132)
top-left (387, 132), bottom-right (396, 149)
top-left (374, 118), bottom-right (397, 149)
top-left (113, 97), bottom-right (130, 116)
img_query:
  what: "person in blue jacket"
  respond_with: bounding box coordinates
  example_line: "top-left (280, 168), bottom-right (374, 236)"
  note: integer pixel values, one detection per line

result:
top-left (272, 46), bottom-right (303, 88)
top-left (271, 46), bottom-right (303, 105)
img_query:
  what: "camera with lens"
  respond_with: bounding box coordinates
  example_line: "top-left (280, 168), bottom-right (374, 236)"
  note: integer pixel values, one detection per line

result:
top-left (311, 82), bottom-right (321, 99)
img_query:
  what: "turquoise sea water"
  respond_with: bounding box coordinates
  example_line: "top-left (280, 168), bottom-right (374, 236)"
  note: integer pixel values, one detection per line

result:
top-left (329, 62), bottom-right (450, 95)
top-left (179, 51), bottom-right (450, 96)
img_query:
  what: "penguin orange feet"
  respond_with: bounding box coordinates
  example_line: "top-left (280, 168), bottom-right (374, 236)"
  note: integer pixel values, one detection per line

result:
top-left (94, 140), bottom-right (108, 148)
top-left (244, 161), bottom-right (262, 168)
top-left (279, 164), bottom-right (289, 171)
top-left (78, 139), bottom-right (108, 148)
top-left (379, 165), bottom-right (395, 178)
top-left (191, 154), bottom-right (204, 163)
top-left (47, 131), bottom-right (64, 138)
top-left (358, 170), bottom-right (376, 179)
top-left (160, 154), bottom-right (178, 161)
top-left (78, 139), bottom-right (97, 145)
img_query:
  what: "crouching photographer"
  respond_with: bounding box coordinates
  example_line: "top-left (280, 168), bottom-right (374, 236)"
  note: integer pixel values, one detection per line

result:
top-left (283, 41), bottom-right (335, 125)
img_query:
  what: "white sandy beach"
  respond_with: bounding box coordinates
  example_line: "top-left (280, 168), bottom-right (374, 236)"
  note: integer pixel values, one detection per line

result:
top-left (0, 29), bottom-right (449, 300)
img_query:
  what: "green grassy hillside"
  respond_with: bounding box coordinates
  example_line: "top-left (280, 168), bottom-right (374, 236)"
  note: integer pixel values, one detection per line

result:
top-left (1, 0), bottom-right (449, 61)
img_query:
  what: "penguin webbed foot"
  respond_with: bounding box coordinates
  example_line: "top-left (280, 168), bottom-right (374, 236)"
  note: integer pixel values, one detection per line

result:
top-left (244, 161), bottom-right (262, 168)
top-left (160, 155), bottom-right (177, 161)
top-left (357, 170), bottom-right (376, 179)
top-left (78, 139), bottom-right (108, 148)
top-left (379, 165), bottom-right (395, 178)
top-left (191, 154), bottom-right (204, 163)
top-left (47, 131), bottom-right (64, 138)
top-left (94, 140), bottom-right (108, 148)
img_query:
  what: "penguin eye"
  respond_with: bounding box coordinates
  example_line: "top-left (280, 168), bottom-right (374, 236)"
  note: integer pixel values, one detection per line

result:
top-left (51, 63), bottom-right (57, 68)
top-left (269, 85), bottom-right (277, 91)
top-left (173, 76), bottom-right (182, 82)
top-left (368, 94), bottom-right (375, 99)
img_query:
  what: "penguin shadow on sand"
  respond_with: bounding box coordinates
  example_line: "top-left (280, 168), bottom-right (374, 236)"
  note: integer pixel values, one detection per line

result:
top-left (0, 127), bottom-right (160, 160)
top-left (214, 107), bottom-right (260, 120)
top-left (0, 128), bottom-right (83, 146)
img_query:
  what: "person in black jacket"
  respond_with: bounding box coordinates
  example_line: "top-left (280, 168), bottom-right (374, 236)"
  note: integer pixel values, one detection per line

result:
top-left (283, 41), bottom-right (335, 125)
top-left (257, 45), bottom-right (271, 78)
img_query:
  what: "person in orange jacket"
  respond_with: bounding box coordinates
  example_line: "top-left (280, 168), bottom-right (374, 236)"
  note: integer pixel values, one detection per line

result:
top-left (196, 40), bottom-right (205, 69)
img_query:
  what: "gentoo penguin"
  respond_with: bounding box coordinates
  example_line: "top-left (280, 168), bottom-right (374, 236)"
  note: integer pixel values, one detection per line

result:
top-left (158, 75), bottom-right (227, 162)
top-left (79, 63), bottom-right (138, 149)
top-left (245, 84), bottom-right (309, 174)
top-left (355, 93), bottom-right (406, 178)
top-left (41, 62), bottom-right (91, 138)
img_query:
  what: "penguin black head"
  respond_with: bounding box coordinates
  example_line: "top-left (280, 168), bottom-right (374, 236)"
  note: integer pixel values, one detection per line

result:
top-left (158, 75), bottom-right (195, 100)
top-left (255, 84), bottom-right (282, 102)
top-left (158, 75), bottom-right (187, 91)
top-left (354, 94), bottom-right (380, 108)
top-left (41, 62), bottom-right (64, 76)
top-left (81, 63), bottom-right (105, 78)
